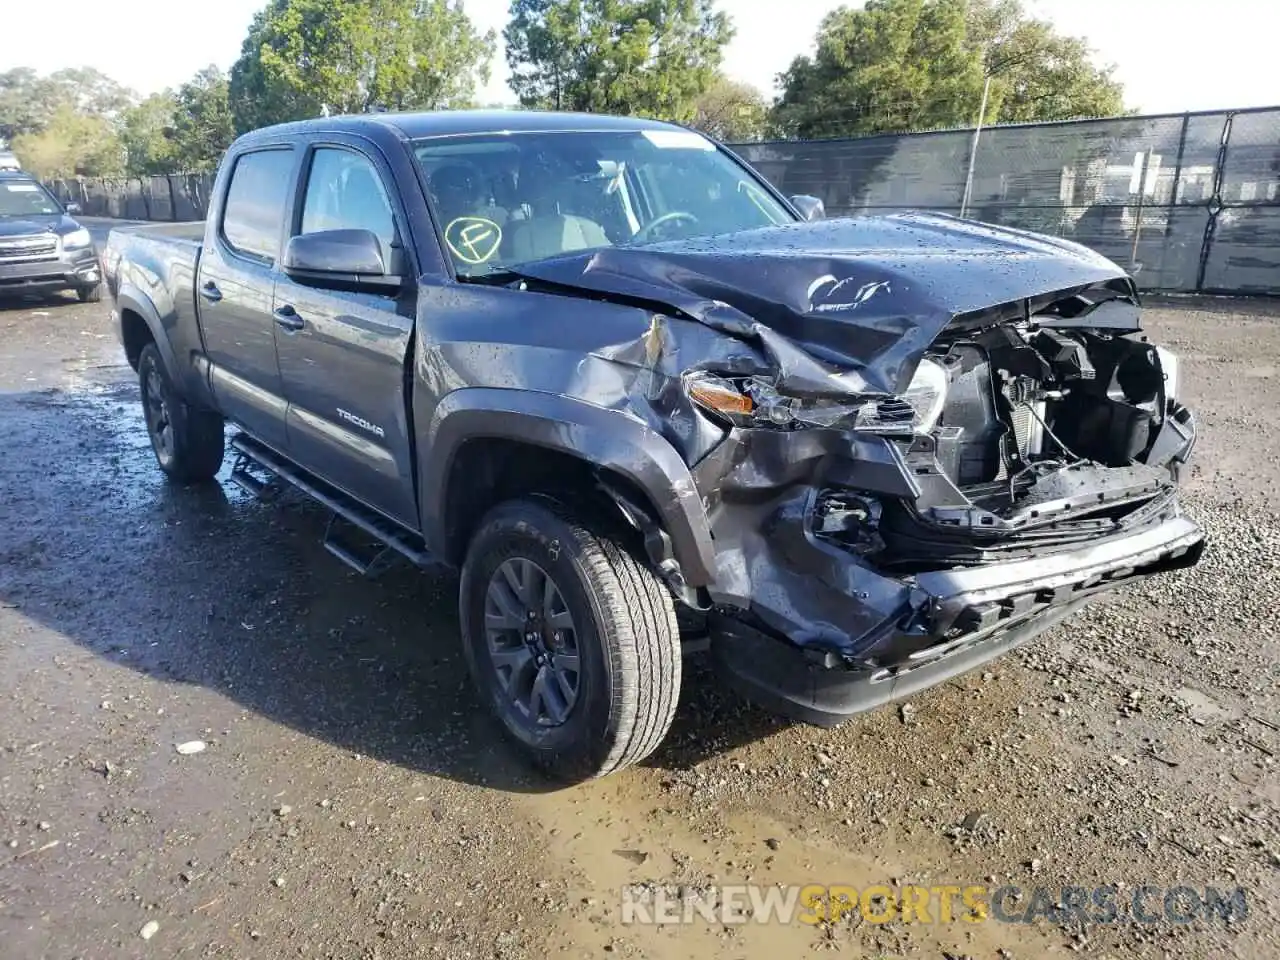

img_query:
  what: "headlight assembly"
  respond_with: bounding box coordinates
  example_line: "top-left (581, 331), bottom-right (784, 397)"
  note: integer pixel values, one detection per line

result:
top-left (62, 228), bottom-right (93, 250)
top-left (684, 357), bottom-right (949, 436)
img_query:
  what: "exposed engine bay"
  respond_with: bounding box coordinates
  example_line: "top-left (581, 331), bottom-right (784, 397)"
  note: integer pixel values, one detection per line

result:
top-left (667, 300), bottom-right (1202, 684)
top-left (684, 305), bottom-right (1194, 574)
top-left (822, 317), bottom-right (1193, 570)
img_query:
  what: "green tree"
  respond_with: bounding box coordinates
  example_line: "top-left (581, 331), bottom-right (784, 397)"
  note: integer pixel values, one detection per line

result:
top-left (773, 0), bottom-right (1124, 139)
top-left (1, 66), bottom-right (135, 142)
top-left (0, 68), bottom-right (60, 141)
top-left (504, 0), bottom-right (734, 122)
top-left (122, 92), bottom-right (178, 175)
top-left (171, 66), bottom-right (236, 170)
top-left (773, 0), bottom-right (983, 138)
top-left (967, 0), bottom-right (1124, 124)
top-left (43, 67), bottom-right (135, 119)
top-left (10, 104), bottom-right (125, 178)
top-left (229, 0), bottom-right (494, 134)
top-left (692, 77), bottom-right (768, 142)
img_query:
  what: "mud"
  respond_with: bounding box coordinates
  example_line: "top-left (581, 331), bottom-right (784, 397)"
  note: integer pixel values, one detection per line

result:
top-left (1, 284), bottom-right (1278, 959)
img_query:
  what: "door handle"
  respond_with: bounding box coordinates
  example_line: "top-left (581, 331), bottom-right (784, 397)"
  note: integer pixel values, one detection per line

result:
top-left (198, 281), bottom-right (222, 303)
top-left (273, 304), bottom-right (305, 332)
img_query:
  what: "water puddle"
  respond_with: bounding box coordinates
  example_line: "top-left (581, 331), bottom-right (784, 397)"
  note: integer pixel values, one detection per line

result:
top-left (522, 774), bottom-right (1061, 958)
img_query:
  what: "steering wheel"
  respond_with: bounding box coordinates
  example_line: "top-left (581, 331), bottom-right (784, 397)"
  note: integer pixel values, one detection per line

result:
top-left (633, 210), bottom-right (699, 243)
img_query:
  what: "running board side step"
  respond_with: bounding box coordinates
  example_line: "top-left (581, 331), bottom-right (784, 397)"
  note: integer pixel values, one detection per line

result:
top-left (229, 453), bottom-right (279, 501)
top-left (229, 433), bottom-right (438, 574)
top-left (323, 513), bottom-right (397, 577)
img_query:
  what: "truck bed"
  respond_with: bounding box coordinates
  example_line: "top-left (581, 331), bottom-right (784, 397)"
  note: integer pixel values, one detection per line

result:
top-left (104, 221), bottom-right (207, 407)
top-left (104, 221), bottom-right (203, 301)
top-left (109, 220), bottom-right (206, 244)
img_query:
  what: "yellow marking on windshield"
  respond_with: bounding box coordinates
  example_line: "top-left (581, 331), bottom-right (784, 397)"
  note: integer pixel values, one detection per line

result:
top-left (445, 216), bottom-right (502, 264)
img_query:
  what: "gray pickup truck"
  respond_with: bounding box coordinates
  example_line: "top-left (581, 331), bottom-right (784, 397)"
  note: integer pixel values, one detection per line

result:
top-left (104, 110), bottom-right (1204, 781)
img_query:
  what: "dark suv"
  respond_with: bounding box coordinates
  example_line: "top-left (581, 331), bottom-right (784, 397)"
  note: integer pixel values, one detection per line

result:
top-left (0, 171), bottom-right (102, 302)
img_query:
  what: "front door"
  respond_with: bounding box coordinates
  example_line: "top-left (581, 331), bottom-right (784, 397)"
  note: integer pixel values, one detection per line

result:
top-left (199, 146), bottom-right (296, 452)
top-left (273, 142), bottom-right (418, 529)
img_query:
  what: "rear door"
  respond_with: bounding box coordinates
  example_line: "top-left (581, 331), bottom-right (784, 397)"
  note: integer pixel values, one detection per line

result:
top-left (198, 146), bottom-right (297, 451)
top-left (272, 138), bottom-right (418, 529)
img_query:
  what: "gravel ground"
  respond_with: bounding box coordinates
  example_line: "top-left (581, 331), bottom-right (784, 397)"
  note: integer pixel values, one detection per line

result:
top-left (0, 282), bottom-right (1277, 960)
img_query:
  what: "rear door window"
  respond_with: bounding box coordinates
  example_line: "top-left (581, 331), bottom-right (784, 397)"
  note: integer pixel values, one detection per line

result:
top-left (221, 149), bottom-right (295, 260)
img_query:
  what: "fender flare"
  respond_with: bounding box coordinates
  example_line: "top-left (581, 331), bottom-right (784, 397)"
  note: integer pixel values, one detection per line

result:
top-left (421, 387), bottom-right (718, 587)
top-left (116, 283), bottom-right (181, 382)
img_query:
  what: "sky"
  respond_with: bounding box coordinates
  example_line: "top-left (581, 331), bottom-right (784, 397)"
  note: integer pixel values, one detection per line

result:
top-left (4, 0), bottom-right (1272, 116)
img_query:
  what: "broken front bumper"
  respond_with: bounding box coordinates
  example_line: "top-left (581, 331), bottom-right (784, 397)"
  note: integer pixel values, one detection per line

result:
top-left (709, 513), bottom-right (1205, 726)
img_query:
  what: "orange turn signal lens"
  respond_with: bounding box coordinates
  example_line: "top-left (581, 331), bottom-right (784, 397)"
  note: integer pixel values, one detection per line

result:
top-left (687, 377), bottom-right (754, 419)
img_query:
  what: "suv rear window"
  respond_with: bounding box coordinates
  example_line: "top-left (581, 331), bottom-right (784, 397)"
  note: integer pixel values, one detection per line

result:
top-left (221, 149), bottom-right (294, 259)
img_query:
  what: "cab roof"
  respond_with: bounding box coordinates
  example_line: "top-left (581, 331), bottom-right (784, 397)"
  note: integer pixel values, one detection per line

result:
top-left (237, 109), bottom-right (693, 146)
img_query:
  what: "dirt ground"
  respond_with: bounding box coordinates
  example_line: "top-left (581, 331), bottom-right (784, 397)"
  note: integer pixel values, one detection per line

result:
top-left (1, 278), bottom-right (1277, 960)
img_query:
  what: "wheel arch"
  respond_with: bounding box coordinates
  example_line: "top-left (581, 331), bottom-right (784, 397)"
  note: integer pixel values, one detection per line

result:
top-left (116, 282), bottom-right (218, 411)
top-left (116, 285), bottom-right (177, 378)
top-left (422, 389), bottom-right (718, 589)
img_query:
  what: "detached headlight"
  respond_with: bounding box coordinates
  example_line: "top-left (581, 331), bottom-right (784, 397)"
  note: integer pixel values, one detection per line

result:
top-left (855, 358), bottom-right (947, 435)
top-left (685, 358), bottom-right (949, 436)
top-left (62, 228), bottom-right (93, 250)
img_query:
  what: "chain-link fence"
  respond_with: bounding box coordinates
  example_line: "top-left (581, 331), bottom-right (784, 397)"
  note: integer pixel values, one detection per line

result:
top-left (731, 106), bottom-right (1280, 295)
top-left (42, 106), bottom-right (1280, 295)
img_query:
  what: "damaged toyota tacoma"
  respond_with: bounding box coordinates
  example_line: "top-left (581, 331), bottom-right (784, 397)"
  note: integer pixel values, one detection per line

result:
top-left (103, 111), bottom-right (1204, 781)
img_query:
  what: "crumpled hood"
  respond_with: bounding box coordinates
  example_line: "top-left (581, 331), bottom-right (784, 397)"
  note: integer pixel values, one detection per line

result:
top-left (512, 212), bottom-right (1134, 396)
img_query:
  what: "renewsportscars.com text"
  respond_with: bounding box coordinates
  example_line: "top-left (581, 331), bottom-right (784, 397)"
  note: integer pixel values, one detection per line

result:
top-left (620, 883), bottom-right (1249, 927)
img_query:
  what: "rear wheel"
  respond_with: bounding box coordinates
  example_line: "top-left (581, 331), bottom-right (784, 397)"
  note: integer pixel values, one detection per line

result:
top-left (138, 342), bottom-right (224, 483)
top-left (460, 498), bottom-right (681, 782)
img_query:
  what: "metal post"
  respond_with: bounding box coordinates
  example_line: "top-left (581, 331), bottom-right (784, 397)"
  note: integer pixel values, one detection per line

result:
top-left (960, 75), bottom-right (991, 219)
top-left (1130, 149), bottom-right (1152, 270)
top-left (1169, 112), bottom-right (1190, 204)
top-left (167, 174), bottom-right (179, 223)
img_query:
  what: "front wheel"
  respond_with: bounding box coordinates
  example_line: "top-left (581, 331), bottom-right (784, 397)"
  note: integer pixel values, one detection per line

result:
top-left (138, 342), bottom-right (224, 483)
top-left (76, 283), bottom-right (103, 303)
top-left (460, 499), bottom-right (681, 782)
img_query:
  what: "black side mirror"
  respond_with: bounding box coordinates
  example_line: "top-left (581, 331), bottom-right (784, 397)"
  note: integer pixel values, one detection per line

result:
top-left (282, 228), bottom-right (402, 292)
top-left (790, 195), bottom-right (825, 222)
top-left (65, 202), bottom-right (82, 215)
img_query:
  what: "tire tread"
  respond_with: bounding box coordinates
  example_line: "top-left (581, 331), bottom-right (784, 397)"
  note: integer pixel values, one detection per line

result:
top-left (461, 499), bottom-right (681, 781)
top-left (139, 343), bottom-right (224, 483)
top-left (552, 507), bottom-right (681, 777)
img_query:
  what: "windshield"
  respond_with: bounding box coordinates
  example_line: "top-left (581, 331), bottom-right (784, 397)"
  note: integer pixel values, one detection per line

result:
top-left (413, 129), bottom-right (794, 277)
top-left (0, 179), bottom-right (61, 217)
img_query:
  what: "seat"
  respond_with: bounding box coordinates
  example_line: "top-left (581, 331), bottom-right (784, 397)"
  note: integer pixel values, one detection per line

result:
top-left (503, 157), bottom-right (610, 261)
top-left (505, 214), bottom-right (610, 262)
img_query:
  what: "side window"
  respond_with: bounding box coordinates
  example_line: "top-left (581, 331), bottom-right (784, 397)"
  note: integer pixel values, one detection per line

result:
top-left (221, 149), bottom-right (295, 260)
top-left (299, 148), bottom-right (396, 260)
